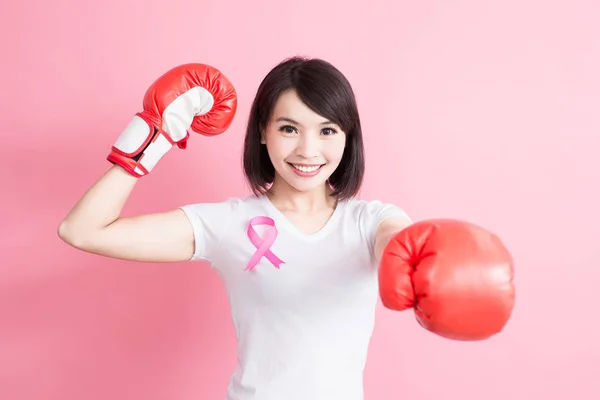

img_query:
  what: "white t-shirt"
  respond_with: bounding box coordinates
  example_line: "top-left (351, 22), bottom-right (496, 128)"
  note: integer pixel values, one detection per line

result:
top-left (180, 194), bottom-right (410, 400)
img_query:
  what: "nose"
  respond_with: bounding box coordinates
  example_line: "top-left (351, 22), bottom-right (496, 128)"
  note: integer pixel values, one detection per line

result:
top-left (295, 132), bottom-right (320, 159)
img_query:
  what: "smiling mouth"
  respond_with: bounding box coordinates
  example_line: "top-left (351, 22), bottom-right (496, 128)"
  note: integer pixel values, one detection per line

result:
top-left (287, 163), bottom-right (325, 173)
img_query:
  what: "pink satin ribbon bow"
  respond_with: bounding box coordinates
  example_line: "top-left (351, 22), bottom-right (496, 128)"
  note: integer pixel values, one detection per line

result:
top-left (245, 216), bottom-right (285, 271)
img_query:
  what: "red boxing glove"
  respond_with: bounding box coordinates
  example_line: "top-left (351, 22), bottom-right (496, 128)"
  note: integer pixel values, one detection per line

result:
top-left (108, 63), bottom-right (237, 177)
top-left (378, 219), bottom-right (515, 341)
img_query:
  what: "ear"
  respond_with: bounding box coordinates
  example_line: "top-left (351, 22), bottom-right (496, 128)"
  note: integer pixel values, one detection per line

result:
top-left (260, 129), bottom-right (266, 144)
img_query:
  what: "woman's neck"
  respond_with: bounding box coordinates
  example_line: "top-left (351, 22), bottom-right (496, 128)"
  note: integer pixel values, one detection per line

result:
top-left (267, 178), bottom-right (336, 213)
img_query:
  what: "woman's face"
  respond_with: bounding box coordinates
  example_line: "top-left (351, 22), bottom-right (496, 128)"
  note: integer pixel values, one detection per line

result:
top-left (262, 90), bottom-right (347, 195)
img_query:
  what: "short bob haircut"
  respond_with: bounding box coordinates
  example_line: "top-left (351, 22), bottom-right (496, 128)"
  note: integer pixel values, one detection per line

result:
top-left (242, 56), bottom-right (365, 201)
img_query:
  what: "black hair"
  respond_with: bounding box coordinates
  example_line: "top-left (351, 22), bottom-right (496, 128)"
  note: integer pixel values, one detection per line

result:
top-left (242, 56), bottom-right (365, 200)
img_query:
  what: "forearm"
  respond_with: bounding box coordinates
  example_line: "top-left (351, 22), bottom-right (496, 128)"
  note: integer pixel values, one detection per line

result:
top-left (374, 216), bottom-right (413, 262)
top-left (58, 164), bottom-right (138, 237)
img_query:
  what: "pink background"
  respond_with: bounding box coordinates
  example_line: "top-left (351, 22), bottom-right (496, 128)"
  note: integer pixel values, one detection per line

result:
top-left (2, 0), bottom-right (599, 399)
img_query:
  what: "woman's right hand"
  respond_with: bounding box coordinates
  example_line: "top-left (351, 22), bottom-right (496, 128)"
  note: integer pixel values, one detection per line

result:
top-left (108, 63), bottom-right (237, 178)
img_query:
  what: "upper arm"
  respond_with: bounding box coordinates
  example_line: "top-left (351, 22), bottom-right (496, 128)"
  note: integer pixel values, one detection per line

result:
top-left (61, 198), bottom-right (240, 264)
top-left (373, 215), bottom-right (413, 262)
top-left (357, 199), bottom-right (412, 263)
top-left (67, 208), bottom-right (196, 263)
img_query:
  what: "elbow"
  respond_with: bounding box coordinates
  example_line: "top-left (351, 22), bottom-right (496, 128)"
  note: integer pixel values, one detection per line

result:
top-left (57, 220), bottom-right (69, 242)
top-left (57, 220), bottom-right (89, 250)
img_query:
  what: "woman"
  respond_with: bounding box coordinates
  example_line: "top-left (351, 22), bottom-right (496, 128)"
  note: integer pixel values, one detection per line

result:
top-left (58, 57), bottom-right (513, 400)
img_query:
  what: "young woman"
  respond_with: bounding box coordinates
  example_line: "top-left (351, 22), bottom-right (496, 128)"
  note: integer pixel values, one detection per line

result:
top-left (58, 57), bottom-right (514, 400)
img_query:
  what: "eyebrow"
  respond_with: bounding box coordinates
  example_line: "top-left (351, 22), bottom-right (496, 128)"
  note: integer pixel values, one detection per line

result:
top-left (275, 116), bottom-right (334, 126)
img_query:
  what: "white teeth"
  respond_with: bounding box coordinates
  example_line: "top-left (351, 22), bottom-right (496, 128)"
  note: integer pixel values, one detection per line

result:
top-left (292, 164), bottom-right (321, 173)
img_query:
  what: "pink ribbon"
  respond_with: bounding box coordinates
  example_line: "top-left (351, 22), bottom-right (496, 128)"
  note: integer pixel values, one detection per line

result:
top-left (245, 216), bottom-right (285, 271)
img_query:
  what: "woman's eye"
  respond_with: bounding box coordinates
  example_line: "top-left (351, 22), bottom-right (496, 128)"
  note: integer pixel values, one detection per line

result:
top-left (321, 127), bottom-right (337, 136)
top-left (279, 125), bottom-right (297, 134)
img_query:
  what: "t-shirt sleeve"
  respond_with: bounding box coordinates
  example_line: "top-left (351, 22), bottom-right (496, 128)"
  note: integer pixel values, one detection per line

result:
top-left (360, 200), bottom-right (413, 255)
top-left (178, 198), bottom-right (240, 263)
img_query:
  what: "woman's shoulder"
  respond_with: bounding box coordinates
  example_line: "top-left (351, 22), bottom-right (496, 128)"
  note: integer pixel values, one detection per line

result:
top-left (339, 196), bottom-right (411, 223)
top-left (180, 193), bottom-right (268, 216)
top-left (340, 196), bottom-right (404, 212)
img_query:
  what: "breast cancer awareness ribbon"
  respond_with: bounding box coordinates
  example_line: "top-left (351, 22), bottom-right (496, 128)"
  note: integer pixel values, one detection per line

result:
top-left (245, 216), bottom-right (285, 271)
